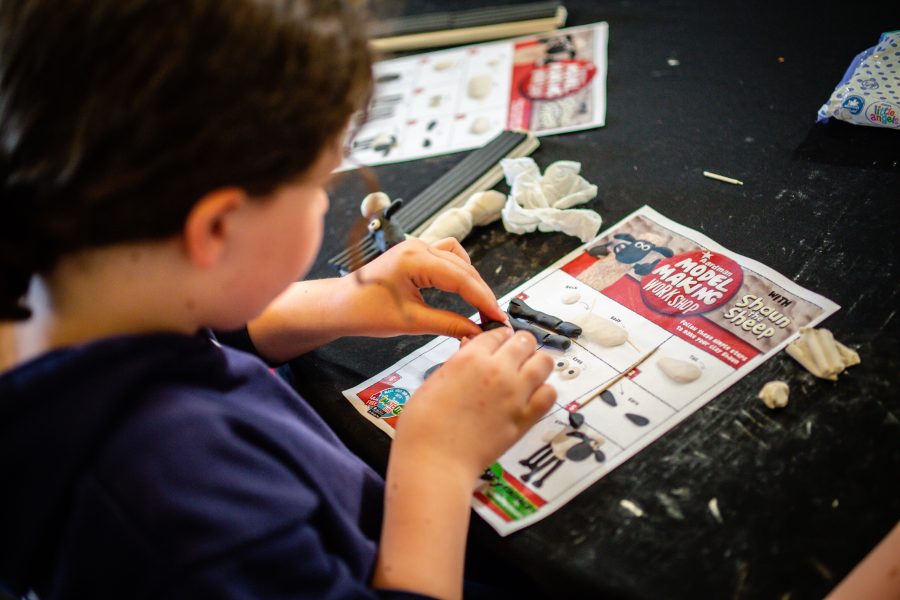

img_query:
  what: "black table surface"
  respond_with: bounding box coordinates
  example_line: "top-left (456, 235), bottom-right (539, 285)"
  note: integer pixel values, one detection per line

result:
top-left (288, 1), bottom-right (900, 598)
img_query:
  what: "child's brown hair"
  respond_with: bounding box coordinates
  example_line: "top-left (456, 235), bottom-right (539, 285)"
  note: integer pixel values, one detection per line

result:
top-left (0, 0), bottom-right (373, 319)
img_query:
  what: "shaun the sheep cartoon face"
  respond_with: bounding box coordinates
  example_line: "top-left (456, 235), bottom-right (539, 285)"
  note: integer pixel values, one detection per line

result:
top-left (588, 233), bottom-right (674, 276)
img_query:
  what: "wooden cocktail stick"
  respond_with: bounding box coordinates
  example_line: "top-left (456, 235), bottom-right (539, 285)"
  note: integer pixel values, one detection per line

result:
top-left (575, 346), bottom-right (659, 411)
top-left (702, 170), bottom-right (743, 185)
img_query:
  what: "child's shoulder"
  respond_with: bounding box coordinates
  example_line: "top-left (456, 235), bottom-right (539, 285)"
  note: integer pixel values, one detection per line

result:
top-left (1, 331), bottom-right (385, 592)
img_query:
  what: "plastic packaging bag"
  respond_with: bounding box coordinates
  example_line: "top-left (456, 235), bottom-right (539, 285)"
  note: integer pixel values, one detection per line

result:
top-left (817, 31), bottom-right (900, 129)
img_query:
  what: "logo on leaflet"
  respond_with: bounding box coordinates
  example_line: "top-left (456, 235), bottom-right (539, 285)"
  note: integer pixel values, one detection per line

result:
top-left (366, 387), bottom-right (410, 419)
top-left (638, 250), bottom-right (743, 316)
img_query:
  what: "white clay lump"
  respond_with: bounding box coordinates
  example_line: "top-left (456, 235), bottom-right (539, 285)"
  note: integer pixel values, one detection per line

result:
top-left (553, 358), bottom-right (570, 371)
top-left (573, 313), bottom-right (628, 347)
top-left (758, 380), bottom-right (789, 409)
top-left (417, 190), bottom-right (505, 245)
top-left (463, 190), bottom-right (505, 226)
top-left (558, 364), bottom-right (581, 380)
top-left (360, 191), bottom-right (391, 218)
top-left (785, 327), bottom-right (859, 381)
top-left (657, 357), bottom-right (702, 383)
top-left (561, 289), bottom-right (581, 304)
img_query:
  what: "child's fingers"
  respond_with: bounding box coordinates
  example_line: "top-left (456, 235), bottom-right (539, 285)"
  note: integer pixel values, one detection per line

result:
top-left (494, 330), bottom-right (539, 368)
top-left (406, 304), bottom-right (484, 339)
top-left (459, 325), bottom-right (513, 355)
top-left (413, 252), bottom-right (501, 322)
top-left (520, 384), bottom-right (558, 427)
top-left (519, 350), bottom-right (555, 388)
top-left (425, 246), bottom-right (495, 306)
top-left (426, 241), bottom-right (478, 276)
top-left (430, 237), bottom-right (472, 264)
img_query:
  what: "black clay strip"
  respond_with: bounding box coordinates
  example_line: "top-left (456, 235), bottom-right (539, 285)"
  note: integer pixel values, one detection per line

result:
top-left (479, 320), bottom-right (508, 332)
top-left (508, 298), bottom-right (582, 338)
top-left (508, 316), bottom-right (571, 350)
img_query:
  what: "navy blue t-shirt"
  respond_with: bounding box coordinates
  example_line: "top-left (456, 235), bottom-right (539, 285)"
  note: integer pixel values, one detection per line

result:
top-left (0, 332), bottom-right (428, 599)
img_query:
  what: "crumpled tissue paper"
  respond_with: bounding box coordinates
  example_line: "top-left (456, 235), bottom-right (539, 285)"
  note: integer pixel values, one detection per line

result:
top-left (500, 158), bottom-right (602, 242)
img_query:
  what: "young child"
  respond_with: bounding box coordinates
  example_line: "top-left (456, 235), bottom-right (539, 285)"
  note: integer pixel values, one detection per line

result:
top-left (0, 1), bottom-right (556, 599)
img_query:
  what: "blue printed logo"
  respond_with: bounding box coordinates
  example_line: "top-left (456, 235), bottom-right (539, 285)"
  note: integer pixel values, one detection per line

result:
top-left (367, 387), bottom-right (410, 419)
top-left (841, 95), bottom-right (865, 115)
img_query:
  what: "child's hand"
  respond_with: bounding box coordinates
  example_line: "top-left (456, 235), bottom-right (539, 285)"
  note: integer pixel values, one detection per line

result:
top-left (343, 237), bottom-right (506, 340)
top-left (245, 238), bottom-right (503, 363)
top-left (393, 327), bottom-right (557, 482)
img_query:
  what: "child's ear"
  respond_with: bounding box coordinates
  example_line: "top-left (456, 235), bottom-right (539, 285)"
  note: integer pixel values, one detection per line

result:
top-left (183, 187), bottom-right (247, 268)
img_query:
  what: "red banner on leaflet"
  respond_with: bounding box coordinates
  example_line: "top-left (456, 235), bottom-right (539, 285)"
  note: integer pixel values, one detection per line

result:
top-left (508, 46), bottom-right (537, 130)
top-left (602, 276), bottom-right (760, 368)
top-left (559, 251), bottom-right (597, 278)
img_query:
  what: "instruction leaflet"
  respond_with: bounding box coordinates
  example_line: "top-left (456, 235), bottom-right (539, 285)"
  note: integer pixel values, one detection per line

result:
top-left (342, 206), bottom-right (839, 535)
top-left (342, 22), bottom-right (608, 170)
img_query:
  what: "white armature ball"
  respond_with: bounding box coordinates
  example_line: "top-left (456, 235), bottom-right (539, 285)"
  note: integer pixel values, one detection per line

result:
top-left (360, 192), bottom-right (391, 219)
top-left (462, 190), bottom-right (506, 226)
top-left (418, 208), bottom-right (473, 245)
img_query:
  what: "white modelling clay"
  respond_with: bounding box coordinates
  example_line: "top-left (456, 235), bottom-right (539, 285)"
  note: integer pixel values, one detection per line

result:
top-left (758, 380), bottom-right (789, 409)
top-left (657, 357), bottom-right (702, 383)
top-left (785, 327), bottom-right (860, 381)
top-left (418, 190), bottom-right (506, 244)
top-left (467, 74), bottom-right (492, 99)
top-left (561, 290), bottom-right (581, 304)
top-left (462, 190), bottom-right (506, 226)
top-left (553, 358), bottom-right (570, 371)
top-left (418, 208), bottom-right (473, 245)
top-left (360, 191), bottom-right (391, 218)
top-left (558, 364), bottom-right (581, 380)
top-left (573, 313), bottom-right (628, 347)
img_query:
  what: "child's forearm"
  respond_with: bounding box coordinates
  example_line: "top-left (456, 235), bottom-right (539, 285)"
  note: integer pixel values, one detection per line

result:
top-left (373, 447), bottom-right (475, 600)
top-left (246, 278), bottom-right (357, 362)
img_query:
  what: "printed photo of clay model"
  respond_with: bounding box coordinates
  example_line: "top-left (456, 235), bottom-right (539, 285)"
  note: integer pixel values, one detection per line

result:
top-left (512, 30), bottom-right (599, 131)
top-left (490, 406), bottom-right (622, 502)
top-left (576, 215), bottom-right (695, 292)
top-left (518, 412), bottom-right (606, 489)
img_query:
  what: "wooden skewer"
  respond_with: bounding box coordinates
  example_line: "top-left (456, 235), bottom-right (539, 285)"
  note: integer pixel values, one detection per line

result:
top-left (702, 170), bottom-right (743, 185)
top-left (575, 346), bottom-right (659, 411)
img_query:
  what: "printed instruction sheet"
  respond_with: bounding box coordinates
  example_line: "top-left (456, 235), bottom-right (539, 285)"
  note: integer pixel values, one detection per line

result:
top-left (342, 22), bottom-right (608, 170)
top-left (343, 206), bottom-right (839, 535)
